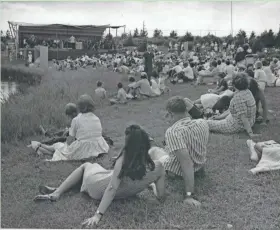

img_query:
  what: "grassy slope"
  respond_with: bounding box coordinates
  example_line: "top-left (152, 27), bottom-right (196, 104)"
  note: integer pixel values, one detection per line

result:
top-left (1, 66), bottom-right (280, 229)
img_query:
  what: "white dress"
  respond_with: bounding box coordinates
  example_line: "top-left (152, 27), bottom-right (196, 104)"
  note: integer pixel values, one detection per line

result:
top-left (51, 113), bottom-right (109, 161)
top-left (150, 79), bottom-right (161, 96)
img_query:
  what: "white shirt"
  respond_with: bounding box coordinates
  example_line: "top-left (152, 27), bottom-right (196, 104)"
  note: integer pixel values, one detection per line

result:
top-left (173, 65), bottom-right (183, 73)
top-left (183, 66), bottom-right (194, 80)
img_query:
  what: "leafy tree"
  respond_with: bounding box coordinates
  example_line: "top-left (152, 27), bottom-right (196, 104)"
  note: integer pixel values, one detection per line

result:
top-left (133, 28), bottom-right (139, 38)
top-left (121, 33), bottom-right (128, 39)
top-left (153, 28), bottom-right (163, 38)
top-left (252, 37), bottom-right (264, 53)
top-left (6, 30), bottom-right (11, 40)
top-left (140, 28), bottom-right (148, 37)
top-left (170, 30), bottom-right (178, 38)
top-left (249, 31), bottom-right (256, 40)
top-left (275, 29), bottom-right (280, 48)
top-left (260, 29), bottom-right (275, 48)
top-left (235, 29), bottom-right (247, 46)
top-left (180, 31), bottom-right (194, 42)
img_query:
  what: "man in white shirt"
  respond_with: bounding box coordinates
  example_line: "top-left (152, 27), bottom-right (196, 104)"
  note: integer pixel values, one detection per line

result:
top-left (183, 62), bottom-right (194, 80)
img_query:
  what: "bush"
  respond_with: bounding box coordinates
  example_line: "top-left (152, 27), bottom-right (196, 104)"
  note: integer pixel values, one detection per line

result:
top-left (1, 65), bottom-right (43, 85)
top-left (123, 36), bottom-right (135, 47)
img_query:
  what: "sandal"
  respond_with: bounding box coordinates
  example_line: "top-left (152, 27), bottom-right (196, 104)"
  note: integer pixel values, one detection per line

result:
top-left (33, 194), bottom-right (57, 202)
top-left (39, 185), bottom-right (56, 195)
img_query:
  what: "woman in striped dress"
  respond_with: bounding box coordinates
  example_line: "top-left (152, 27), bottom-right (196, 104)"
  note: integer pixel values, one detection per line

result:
top-left (33, 125), bottom-right (165, 227)
top-left (207, 73), bottom-right (258, 138)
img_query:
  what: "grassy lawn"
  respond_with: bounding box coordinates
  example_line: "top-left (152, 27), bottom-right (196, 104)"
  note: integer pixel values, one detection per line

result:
top-left (1, 66), bottom-right (280, 229)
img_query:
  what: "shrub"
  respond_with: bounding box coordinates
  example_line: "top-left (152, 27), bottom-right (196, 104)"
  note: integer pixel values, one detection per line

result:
top-left (1, 65), bottom-right (43, 85)
top-left (123, 36), bottom-right (135, 47)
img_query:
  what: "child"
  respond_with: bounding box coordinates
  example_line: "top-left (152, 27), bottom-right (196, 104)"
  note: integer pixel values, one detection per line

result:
top-left (150, 71), bottom-right (161, 96)
top-left (254, 61), bottom-right (267, 91)
top-left (95, 81), bottom-right (107, 100)
top-left (39, 103), bottom-right (78, 146)
top-left (37, 103), bottom-right (114, 147)
top-left (110, 82), bottom-right (127, 105)
top-left (158, 72), bottom-right (170, 94)
top-left (127, 77), bottom-right (138, 99)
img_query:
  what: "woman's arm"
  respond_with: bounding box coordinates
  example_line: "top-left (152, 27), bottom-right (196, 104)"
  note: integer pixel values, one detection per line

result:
top-left (240, 114), bottom-right (254, 136)
top-left (82, 156), bottom-right (123, 227)
top-left (258, 89), bottom-right (268, 122)
top-left (96, 156), bottom-right (123, 215)
top-left (213, 110), bottom-right (230, 120)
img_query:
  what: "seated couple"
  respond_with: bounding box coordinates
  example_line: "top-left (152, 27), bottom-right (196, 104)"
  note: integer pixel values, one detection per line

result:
top-left (126, 72), bottom-right (163, 99)
top-left (33, 96), bottom-right (210, 227)
top-left (29, 95), bottom-right (110, 161)
top-left (169, 62), bottom-right (195, 84)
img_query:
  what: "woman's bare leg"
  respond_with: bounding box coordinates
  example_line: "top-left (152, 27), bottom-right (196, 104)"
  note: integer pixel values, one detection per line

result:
top-left (40, 143), bottom-right (55, 152)
top-left (34, 163), bottom-right (92, 201)
top-left (246, 140), bottom-right (261, 162)
top-left (154, 163), bottom-right (165, 199)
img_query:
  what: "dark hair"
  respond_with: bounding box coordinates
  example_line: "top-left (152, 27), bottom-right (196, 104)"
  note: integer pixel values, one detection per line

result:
top-left (97, 81), bottom-right (103, 87)
top-left (129, 77), bottom-right (135, 82)
top-left (217, 60), bottom-right (221, 65)
top-left (77, 94), bottom-right (95, 113)
top-left (190, 62), bottom-right (195, 68)
top-left (262, 60), bottom-right (268, 66)
top-left (232, 72), bottom-right (249, 90)
top-left (65, 103), bottom-right (78, 117)
top-left (212, 96), bottom-right (232, 113)
top-left (226, 60), bottom-right (230, 65)
top-left (211, 61), bottom-right (218, 67)
top-left (152, 70), bottom-right (159, 78)
top-left (141, 73), bottom-right (148, 79)
top-left (115, 125), bottom-right (155, 180)
top-left (247, 63), bottom-right (253, 69)
top-left (117, 82), bottom-right (123, 88)
top-left (218, 72), bottom-right (226, 78)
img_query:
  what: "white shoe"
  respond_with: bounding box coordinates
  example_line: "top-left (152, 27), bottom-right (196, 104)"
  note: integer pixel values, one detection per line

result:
top-left (246, 140), bottom-right (259, 162)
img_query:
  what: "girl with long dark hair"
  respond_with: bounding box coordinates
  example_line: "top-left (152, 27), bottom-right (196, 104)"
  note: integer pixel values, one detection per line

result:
top-left (33, 124), bottom-right (165, 227)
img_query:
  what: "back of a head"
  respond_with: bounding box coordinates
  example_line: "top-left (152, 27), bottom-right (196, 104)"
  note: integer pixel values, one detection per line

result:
top-left (226, 60), bottom-right (230, 65)
top-left (117, 82), bottom-right (123, 88)
top-left (129, 77), bottom-right (135, 82)
top-left (97, 81), bottom-right (102, 87)
top-left (166, 96), bottom-right (187, 114)
top-left (65, 103), bottom-right (78, 117)
top-left (212, 61), bottom-right (218, 67)
top-left (217, 60), bottom-right (222, 65)
top-left (232, 72), bottom-right (249, 91)
top-left (190, 62), bottom-right (195, 68)
top-left (77, 94), bottom-right (95, 113)
top-left (118, 124), bottom-right (154, 181)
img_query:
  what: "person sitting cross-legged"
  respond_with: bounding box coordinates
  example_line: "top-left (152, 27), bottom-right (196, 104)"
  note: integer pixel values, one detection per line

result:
top-left (149, 96), bottom-right (210, 207)
top-left (34, 125), bottom-right (165, 227)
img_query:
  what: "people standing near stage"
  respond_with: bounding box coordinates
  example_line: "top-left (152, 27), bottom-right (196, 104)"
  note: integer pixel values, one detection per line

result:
top-left (143, 46), bottom-right (154, 84)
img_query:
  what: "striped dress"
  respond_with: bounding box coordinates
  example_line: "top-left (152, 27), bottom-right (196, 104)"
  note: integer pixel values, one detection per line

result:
top-left (163, 118), bottom-right (209, 176)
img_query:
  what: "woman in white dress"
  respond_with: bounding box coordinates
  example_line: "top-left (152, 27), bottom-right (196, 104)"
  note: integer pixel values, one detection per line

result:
top-left (31, 95), bottom-right (109, 161)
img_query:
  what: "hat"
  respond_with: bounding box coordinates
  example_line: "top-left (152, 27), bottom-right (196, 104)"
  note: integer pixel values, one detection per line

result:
top-left (247, 48), bottom-right (252, 53)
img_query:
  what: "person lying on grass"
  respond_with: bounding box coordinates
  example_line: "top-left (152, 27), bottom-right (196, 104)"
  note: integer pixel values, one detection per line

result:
top-left (33, 124), bottom-right (166, 227)
top-left (149, 96), bottom-right (210, 207)
top-left (29, 94), bottom-right (109, 161)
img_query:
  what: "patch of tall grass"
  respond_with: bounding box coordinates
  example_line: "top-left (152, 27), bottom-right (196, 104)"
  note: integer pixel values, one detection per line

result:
top-left (1, 65), bottom-right (43, 85)
top-left (1, 69), bottom-right (123, 143)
